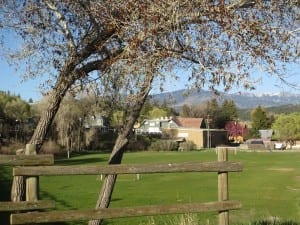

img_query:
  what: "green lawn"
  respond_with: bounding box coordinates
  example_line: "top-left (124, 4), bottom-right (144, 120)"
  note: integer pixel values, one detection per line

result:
top-left (3, 150), bottom-right (300, 225)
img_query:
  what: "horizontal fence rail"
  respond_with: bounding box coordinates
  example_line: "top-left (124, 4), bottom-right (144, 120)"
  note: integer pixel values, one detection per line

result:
top-left (0, 154), bottom-right (54, 166)
top-left (13, 161), bottom-right (243, 176)
top-left (0, 200), bottom-right (55, 212)
top-left (11, 201), bottom-right (242, 225)
top-left (1, 147), bottom-right (243, 225)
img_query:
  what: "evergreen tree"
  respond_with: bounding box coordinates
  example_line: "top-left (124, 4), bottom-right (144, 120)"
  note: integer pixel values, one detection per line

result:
top-left (205, 99), bottom-right (221, 128)
top-left (218, 100), bottom-right (238, 128)
top-left (249, 106), bottom-right (271, 138)
top-left (221, 100), bottom-right (238, 120)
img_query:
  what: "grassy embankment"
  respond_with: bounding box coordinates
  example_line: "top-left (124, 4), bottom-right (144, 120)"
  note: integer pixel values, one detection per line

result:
top-left (2, 150), bottom-right (300, 225)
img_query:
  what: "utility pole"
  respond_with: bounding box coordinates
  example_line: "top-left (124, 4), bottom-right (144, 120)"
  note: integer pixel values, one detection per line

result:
top-left (206, 115), bottom-right (212, 149)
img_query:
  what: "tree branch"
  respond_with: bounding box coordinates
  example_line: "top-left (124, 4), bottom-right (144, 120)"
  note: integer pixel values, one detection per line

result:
top-left (45, 0), bottom-right (77, 53)
top-left (227, 0), bottom-right (256, 10)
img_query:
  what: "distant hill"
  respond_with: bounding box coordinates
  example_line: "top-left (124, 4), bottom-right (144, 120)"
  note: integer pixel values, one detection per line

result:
top-left (151, 89), bottom-right (300, 119)
top-left (238, 104), bottom-right (300, 121)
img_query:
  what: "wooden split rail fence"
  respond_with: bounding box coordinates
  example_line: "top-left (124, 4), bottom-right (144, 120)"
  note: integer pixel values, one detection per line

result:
top-left (0, 146), bottom-right (243, 225)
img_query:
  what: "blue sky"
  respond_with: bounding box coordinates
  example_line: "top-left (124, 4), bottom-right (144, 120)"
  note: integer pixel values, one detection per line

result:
top-left (0, 59), bottom-right (44, 102)
top-left (155, 63), bottom-right (300, 96)
top-left (0, 24), bottom-right (300, 101)
top-left (0, 30), bottom-right (299, 102)
top-left (0, 6), bottom-right (299, 103)
top-left (0, 56), bottom-right (299, 102)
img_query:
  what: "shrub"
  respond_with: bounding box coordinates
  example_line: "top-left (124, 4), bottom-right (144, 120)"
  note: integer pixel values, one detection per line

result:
top-left (40, 140), bottom-right (62, 155)
top-left (84, 129), bottom-right (117, 151)
top-left (179, 140), bottom-right (197, 151)
top-left (126, 140), bottom-right (147, 151)
top-left (148, 140), bottom-right (178, 151)
top-left (126, 135), bottom-right (152, 152)
top-left (0, 142), bottom-right (24, 155)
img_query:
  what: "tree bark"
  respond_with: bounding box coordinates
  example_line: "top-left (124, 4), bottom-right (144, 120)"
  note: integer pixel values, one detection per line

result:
top-left (88, 136), bottom-right (127, 225)
top-left (11, 149), bottom-right (25, 202)
top-left (10, 36), bottom-right (120, 201)
top-left (10, 54), bottom-right (95, 200)
top-left (10, 72), bottom-right (78, 201)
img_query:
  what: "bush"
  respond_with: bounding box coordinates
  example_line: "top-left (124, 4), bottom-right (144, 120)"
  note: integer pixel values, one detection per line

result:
top-left (148, 140), bottom-right (178, 151)
top-left (0, 142), bottom-right (24, 155)
top-left (179, 140), bottom-right (197, 151)
top-left (40, 140), bottom-right (62, 155)
top-left (126, 135), bottom-right (152, 152)
top-left (126, 140), bottom-right (147, 151)
top-left (84, 129), bottom-right (117, 151)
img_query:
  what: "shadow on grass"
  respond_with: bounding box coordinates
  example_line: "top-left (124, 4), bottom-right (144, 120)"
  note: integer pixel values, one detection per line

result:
top-left (40, 190), bottom-right (74, 210)
top-left (55, 153), bottom-right (108, 165)
top-left (38, 190), bottom-right (77, 225)
top-left (38, 190), bottom-right (116, 225)
top-left (0, 166), bottom-right (13, 225)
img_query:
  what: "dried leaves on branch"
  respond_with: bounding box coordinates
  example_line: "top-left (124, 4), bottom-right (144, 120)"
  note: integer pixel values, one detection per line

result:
top-left (0, 0), bottom-right (298, 94)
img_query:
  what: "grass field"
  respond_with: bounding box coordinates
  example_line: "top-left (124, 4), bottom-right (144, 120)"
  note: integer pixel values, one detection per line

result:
top-left (2, 150), bottom-right (300, 225)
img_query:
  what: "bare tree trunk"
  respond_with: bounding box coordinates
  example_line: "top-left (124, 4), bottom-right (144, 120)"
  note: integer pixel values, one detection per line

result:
top-left (88, 130), bottom-right (129, 225)
top-left (11, 176), bottom-right (25, 202)
top-left (88, 136), bottom-right (127, 225)
top-left (89, 74), bottom-right (154, 225)
top-left (11, 149), bottom-right (25, 202)
top-left (11, 65), bottom-right (81, 201)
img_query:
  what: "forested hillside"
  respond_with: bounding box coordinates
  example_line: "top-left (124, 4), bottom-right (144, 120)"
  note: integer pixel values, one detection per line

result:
top-left (238, 104), bottom-right (300, 121)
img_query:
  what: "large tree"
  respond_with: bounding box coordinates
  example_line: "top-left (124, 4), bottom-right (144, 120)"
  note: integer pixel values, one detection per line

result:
top-left (272, 113), bottom-right (300, 147)
top-left (249, 105), bottom-right (272, 137)
top-left (0, 0), bottom-right (299, 224)
top-left (218, 99), bottom-right (238, 128)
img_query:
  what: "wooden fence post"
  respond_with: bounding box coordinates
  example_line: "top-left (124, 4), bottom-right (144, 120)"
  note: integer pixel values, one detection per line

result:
top-left (25, 144), bottom-right (39, 201)
top-left (218, 147), bottom-right (229, 225)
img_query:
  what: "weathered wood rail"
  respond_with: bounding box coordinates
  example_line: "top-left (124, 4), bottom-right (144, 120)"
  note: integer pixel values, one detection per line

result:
top-left (0, 153), bottom-right (55, 213)
top-left (0, 147), bottom-right (243, 225)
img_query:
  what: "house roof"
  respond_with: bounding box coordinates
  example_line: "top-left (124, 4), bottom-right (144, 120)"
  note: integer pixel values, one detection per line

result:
top-left (174, 117), bottom-right (204, 129)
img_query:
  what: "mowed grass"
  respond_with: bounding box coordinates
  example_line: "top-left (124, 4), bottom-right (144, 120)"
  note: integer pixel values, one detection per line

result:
top-left (3, 150), bottom-right (300, 225)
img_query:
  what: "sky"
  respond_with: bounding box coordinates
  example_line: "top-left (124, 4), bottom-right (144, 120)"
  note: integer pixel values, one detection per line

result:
top-left (0, 59), bottom-right (45, 102)
top-left (0, 4), bottom-right (299, 103)
top-left (0, 56), bottom-right (300, 103)
top-left (0, 30), bottom-right (299, 102)
top-left (152, 63), bottom-right (300, 98)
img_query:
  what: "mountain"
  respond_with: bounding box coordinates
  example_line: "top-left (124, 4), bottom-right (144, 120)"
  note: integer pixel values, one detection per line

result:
top-left (151, 89), bottom-right (300, 110)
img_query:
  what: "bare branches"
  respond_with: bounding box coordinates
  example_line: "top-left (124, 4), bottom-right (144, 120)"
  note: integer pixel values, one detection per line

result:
top-left (227, 0), bottom-right (256, 10)
top-left (0, 0), bottom-right (299, 95)
top-left (45, 0), bottom-right (76, 53)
